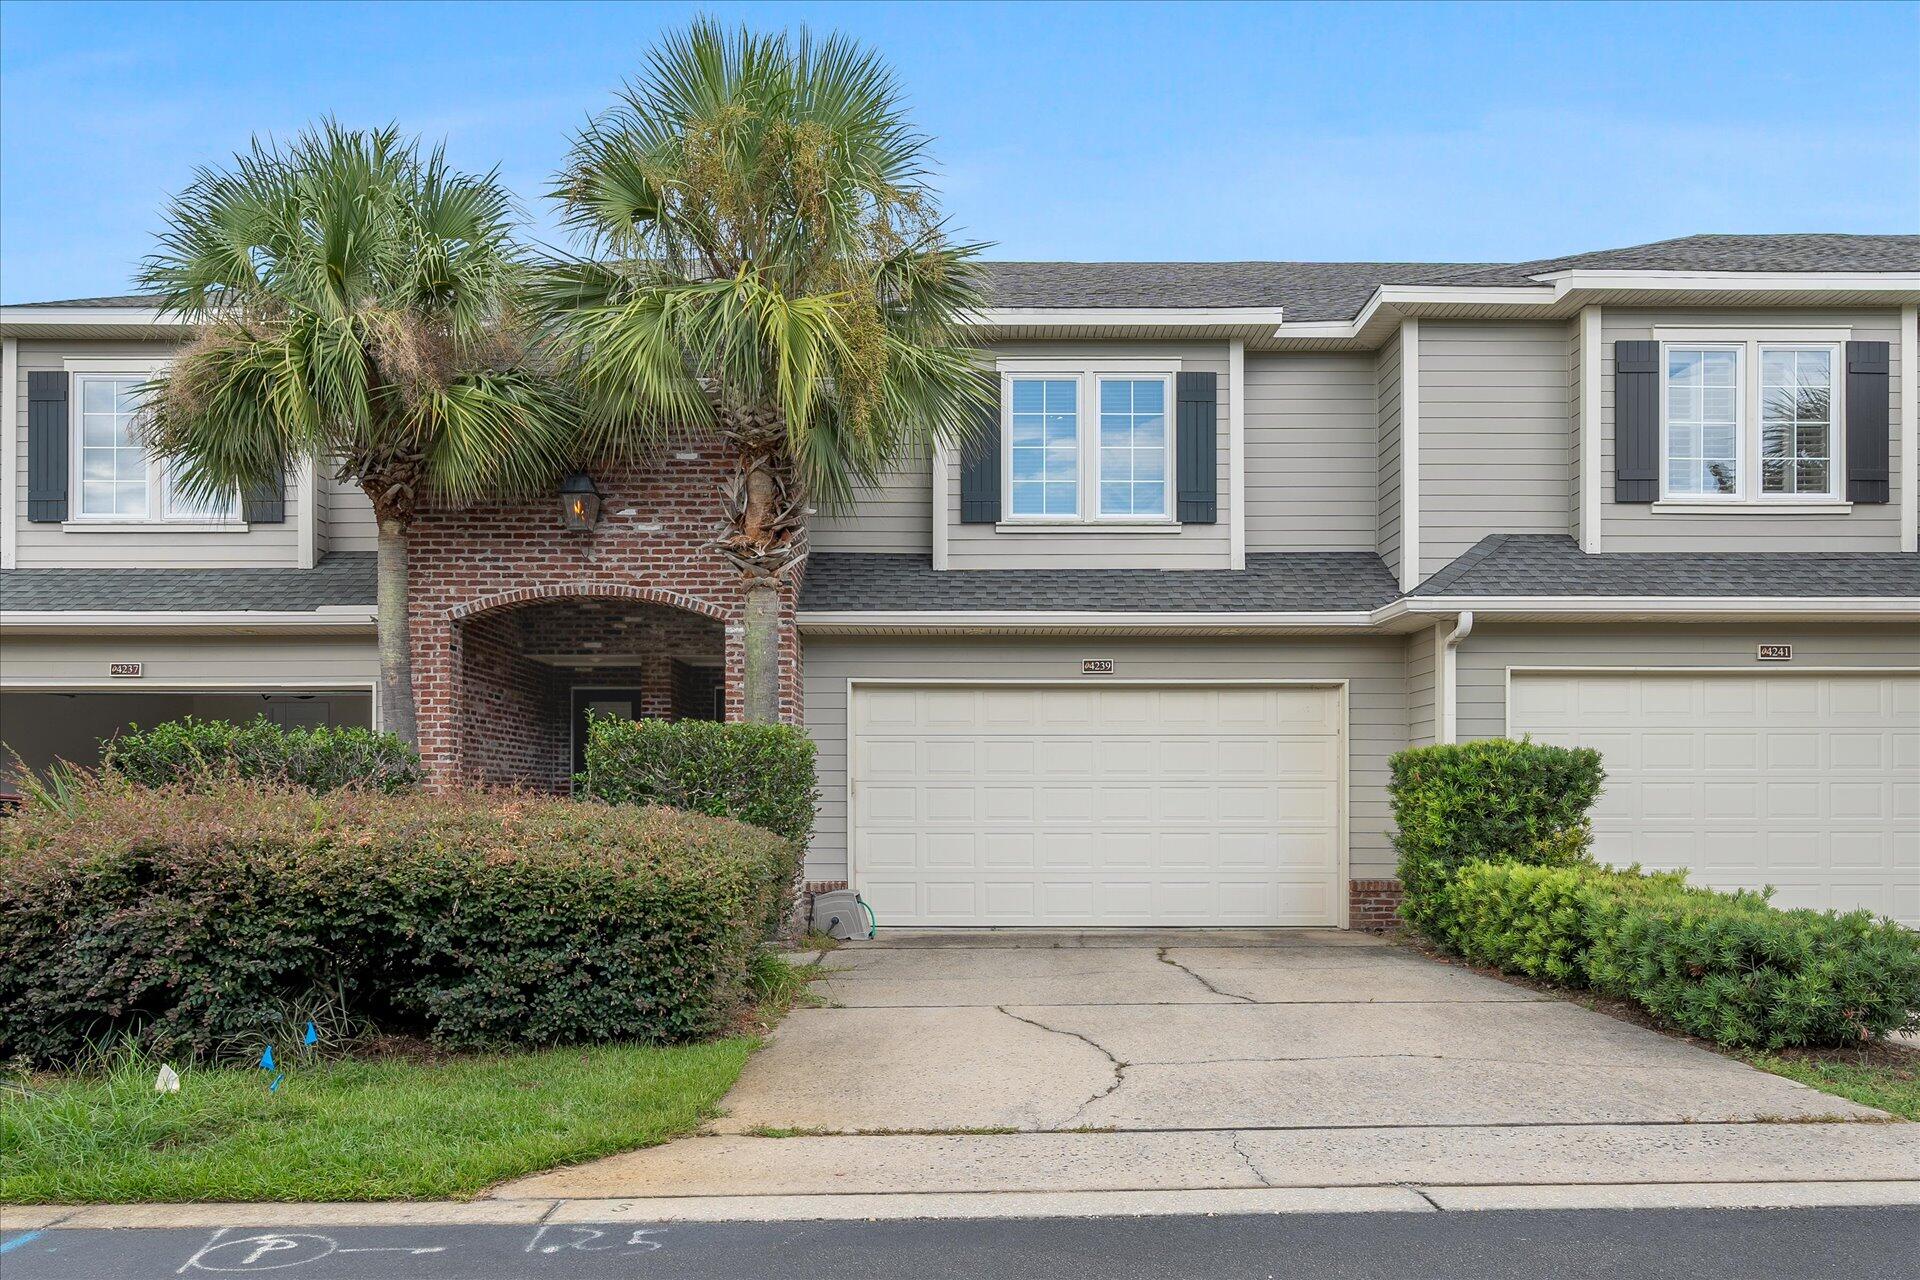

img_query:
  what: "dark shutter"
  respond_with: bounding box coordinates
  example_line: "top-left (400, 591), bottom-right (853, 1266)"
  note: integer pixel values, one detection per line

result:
top-left (242, 467), bottom-right (287, 523)
top-left (26, 371), bottom-right (69, 522)
top-left (1613, 340), bottom-right (1660, 503)
top-left (1175, 370), bottom-right (1218, 523)
top-left (958, 373), bottom-right (1001, 524)
top-left (1844, 340), bottom-right (1891, 504)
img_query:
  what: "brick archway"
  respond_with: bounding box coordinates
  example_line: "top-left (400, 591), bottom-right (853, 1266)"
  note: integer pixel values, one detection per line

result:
top-left (402, 449), bottom-right (800, 784)
top-left (448, 582), bottom-right (730, 626)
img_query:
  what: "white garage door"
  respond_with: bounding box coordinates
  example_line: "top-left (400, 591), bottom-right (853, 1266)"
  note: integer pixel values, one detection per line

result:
top-left (850, 683), bottom-right (1345, 927)
top-left (1510, 672), bottom-right (1919, 926)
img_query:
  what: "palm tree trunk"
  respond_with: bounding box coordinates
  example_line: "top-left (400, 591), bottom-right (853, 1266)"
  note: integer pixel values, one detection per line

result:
top-left (741, 581), bottom-right (781, 722)
top-left (376, 517), bottom-right (419, 745)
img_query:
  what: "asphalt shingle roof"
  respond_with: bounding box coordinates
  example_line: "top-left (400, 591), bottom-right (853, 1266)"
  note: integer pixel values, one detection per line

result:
top-left (1412, 535), bottom-right (1920, 599)
top-left (975, 261), bottom-right (1490, 321)
top-left (23, 235), bottom-right (1919, 323)
top-left (800, 552), bottom-right (1402, 613)
top-left (0, 552), bottom-right (374, 612)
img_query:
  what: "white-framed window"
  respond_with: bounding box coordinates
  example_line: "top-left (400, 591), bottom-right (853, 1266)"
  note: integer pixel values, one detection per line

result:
top-left (70, 370), bottom-right (239, 523)
top-left (1659, 335), bottom-right (1843, 504)
top-left (1000, 361), bottom-right (1179, 525)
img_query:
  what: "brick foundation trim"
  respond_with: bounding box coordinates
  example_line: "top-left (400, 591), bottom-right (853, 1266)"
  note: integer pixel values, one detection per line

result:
top-left (1349, 878), bottom-right (1404, 932)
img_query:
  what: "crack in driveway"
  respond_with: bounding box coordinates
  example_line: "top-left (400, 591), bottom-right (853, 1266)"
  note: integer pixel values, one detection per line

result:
top-left (998, 1006), bottom-right (1129, 1125)
top-left (1156, 947), bottom-right (1256, 1002)
top-left (1229, 1131), bottom-right (1270, 1186)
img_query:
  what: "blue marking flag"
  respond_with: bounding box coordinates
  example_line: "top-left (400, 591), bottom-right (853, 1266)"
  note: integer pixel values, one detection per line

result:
top-left (269, 1072), bottom-right (285, 1093)
top-left (304, 1021), bottom-right (318, 1047)
top-left (260, 1045), bottom-right (275, 1072)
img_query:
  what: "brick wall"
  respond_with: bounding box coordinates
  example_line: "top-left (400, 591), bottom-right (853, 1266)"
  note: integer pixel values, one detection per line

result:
top-left (407, 443), bottom-right (800, 784)
top-left (1349, 878), bottom-right (1404, 932)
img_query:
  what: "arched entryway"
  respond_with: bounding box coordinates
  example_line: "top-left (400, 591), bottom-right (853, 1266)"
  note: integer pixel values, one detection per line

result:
top-left (449, 588), bottom-right (727, 790)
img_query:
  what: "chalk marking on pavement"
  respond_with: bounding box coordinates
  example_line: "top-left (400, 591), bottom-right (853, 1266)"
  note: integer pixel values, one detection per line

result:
top-left (0, 1231), bottom-right (45, 1255)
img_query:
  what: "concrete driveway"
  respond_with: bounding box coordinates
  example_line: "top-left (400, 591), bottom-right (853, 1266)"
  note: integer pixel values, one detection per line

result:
top-left (495, 931), bottom-right (1916, 1216)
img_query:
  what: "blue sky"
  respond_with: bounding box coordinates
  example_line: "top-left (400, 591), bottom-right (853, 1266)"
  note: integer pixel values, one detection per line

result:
top-left (3, 0), bottom-right (1916, 303)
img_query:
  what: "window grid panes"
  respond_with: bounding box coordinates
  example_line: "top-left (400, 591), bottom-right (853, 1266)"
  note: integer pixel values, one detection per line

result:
top-left (164, 461), bottom-right (238, 521)
top-left (1097, 378), bottom-right (1167, 517)
top-left (77, 376), bottom-right (151, 518)
top-left (1759, 347), bottom-right (1832, 495)
top-left (1664, 348), bottom-right (1740, 496)
top-left (1009, 378), bottom-right (1079, 517)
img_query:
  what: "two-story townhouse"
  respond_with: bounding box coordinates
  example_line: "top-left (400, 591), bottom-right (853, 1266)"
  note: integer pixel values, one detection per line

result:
top-left (4, 234), bottom-right (1917, 929)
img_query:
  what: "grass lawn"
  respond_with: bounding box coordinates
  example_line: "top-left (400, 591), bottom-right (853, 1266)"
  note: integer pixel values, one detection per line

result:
top-left (0, 955), bottom-right (823, 1204)
top-left (1746, 1042), bottom-right (1920, 1121)
top-left (0, 1039), bottom-right (754, 1203)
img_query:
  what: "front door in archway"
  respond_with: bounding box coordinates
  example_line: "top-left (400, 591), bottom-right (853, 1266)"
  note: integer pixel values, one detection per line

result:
top-left (571, 686), bottom-right (645, 778)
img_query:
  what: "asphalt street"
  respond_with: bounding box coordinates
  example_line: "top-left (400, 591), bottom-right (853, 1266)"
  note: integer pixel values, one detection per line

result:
top-left (4, 1206), bottom-right (1917, 1279)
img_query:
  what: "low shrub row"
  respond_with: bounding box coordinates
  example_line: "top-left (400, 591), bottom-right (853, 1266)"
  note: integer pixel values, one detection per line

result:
top-left (581, 718), bottom-right (817, 845)
top-left (98, 716), bottom-right (423, 793)
top-left (1392, 739), bottom-right (1920, 1050)
top-left (0, 777), bottom-right (794, 1065)
top-left (1429, 859), bottom-right (1920, 1048)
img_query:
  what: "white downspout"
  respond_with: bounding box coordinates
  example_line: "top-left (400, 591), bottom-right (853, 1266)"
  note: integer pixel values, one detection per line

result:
top-left (1438, 610), bottom-right (1474, 744)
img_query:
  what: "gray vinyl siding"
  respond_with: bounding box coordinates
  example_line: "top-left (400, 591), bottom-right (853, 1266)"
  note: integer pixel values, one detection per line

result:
top-left (0, 633), bottom-right (379, 687)
top-left (322, 472), bottom-right (379, 554)
top-left (1598, 309), bottom-right (1904, 550)
top-left (1418, 321), bottom-right (1571, 578)
top-left (1376, 330), bottom-right (1404, 580)
top-left (801, 634), bottom-right (1409, 884)
top-left (1244, 352), bottom-right (1379, 551)
top-left (11, 339), bottom-right (299, 568)
top-left (944, 342), bottom-right (1231, 570)
top-left (1406, 627), bottom-right (1437, 748)
top-left (808, 449), bottom-right (933, 554)
top-left (1454, 621), bottom-right (1920, 744)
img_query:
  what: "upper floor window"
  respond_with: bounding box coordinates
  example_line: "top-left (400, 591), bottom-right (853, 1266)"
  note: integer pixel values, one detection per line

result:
top-left (71, 372), bottom-right (238, 523)
top-left (1002, 362), bottom-right (1176, 524)
top-left (1661, 339), bottom-right (1841, 503)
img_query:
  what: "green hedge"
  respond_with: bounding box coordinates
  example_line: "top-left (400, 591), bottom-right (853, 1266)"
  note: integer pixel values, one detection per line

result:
top-left (580, 718), bottom-right (817, 844)
top-left (1430, 860), bottom-right (1920, 1049)
top-left (1389, 739), bottom-right (1603, 932)
top-left (0, 778), bottom-right (792, 1065)
top-left (1583, 885), bottom-right (1920, 1049)
top-left (99, 716), bottom-right (422, 793)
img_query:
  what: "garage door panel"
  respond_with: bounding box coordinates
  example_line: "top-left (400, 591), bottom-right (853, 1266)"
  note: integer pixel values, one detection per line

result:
top-left (851, 684), bottom-right (1344, 927)
top-left (1511, 672), bottom-right (1918, 927)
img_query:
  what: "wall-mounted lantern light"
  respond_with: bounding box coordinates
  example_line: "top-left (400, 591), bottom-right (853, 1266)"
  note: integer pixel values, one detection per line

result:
top-left (559, 472), bottom-right (601, 531)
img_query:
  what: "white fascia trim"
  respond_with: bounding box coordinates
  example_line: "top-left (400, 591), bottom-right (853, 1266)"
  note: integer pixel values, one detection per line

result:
top-left (798, 609), bottom-right (1378, 632)
top-left (1228, 338), bottom-right (1246, 569)
top-left (969, 307), bottom-right (1285, 329)
top-left (1402, 596), bottom-right (1919, 618)
top-left (0, 306), bottom-right (185, 331)
top-left (800, 594), bottom-right (1918, 634)
top-left (1, 336), bottom-right (16, 570)
top-left (1399, 318), bottom-right (1421, 592)
top-left (1272, 286), bottom-right (1552, 342)
top-left (0, 609), bottom-right (377, 633)
top-left (1269, 273), bottom-right (1920, 345)
top-left (1579, 305), bottom-right (1602, 552)
top-left (1902, 305), bottom-right (1918, 553)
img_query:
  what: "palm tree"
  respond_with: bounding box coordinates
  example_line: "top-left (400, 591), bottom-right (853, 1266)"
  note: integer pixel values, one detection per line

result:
top-left (137, 122), bottom-right (577, 746)
top-left (537, 19), bottom-right (989, 721)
